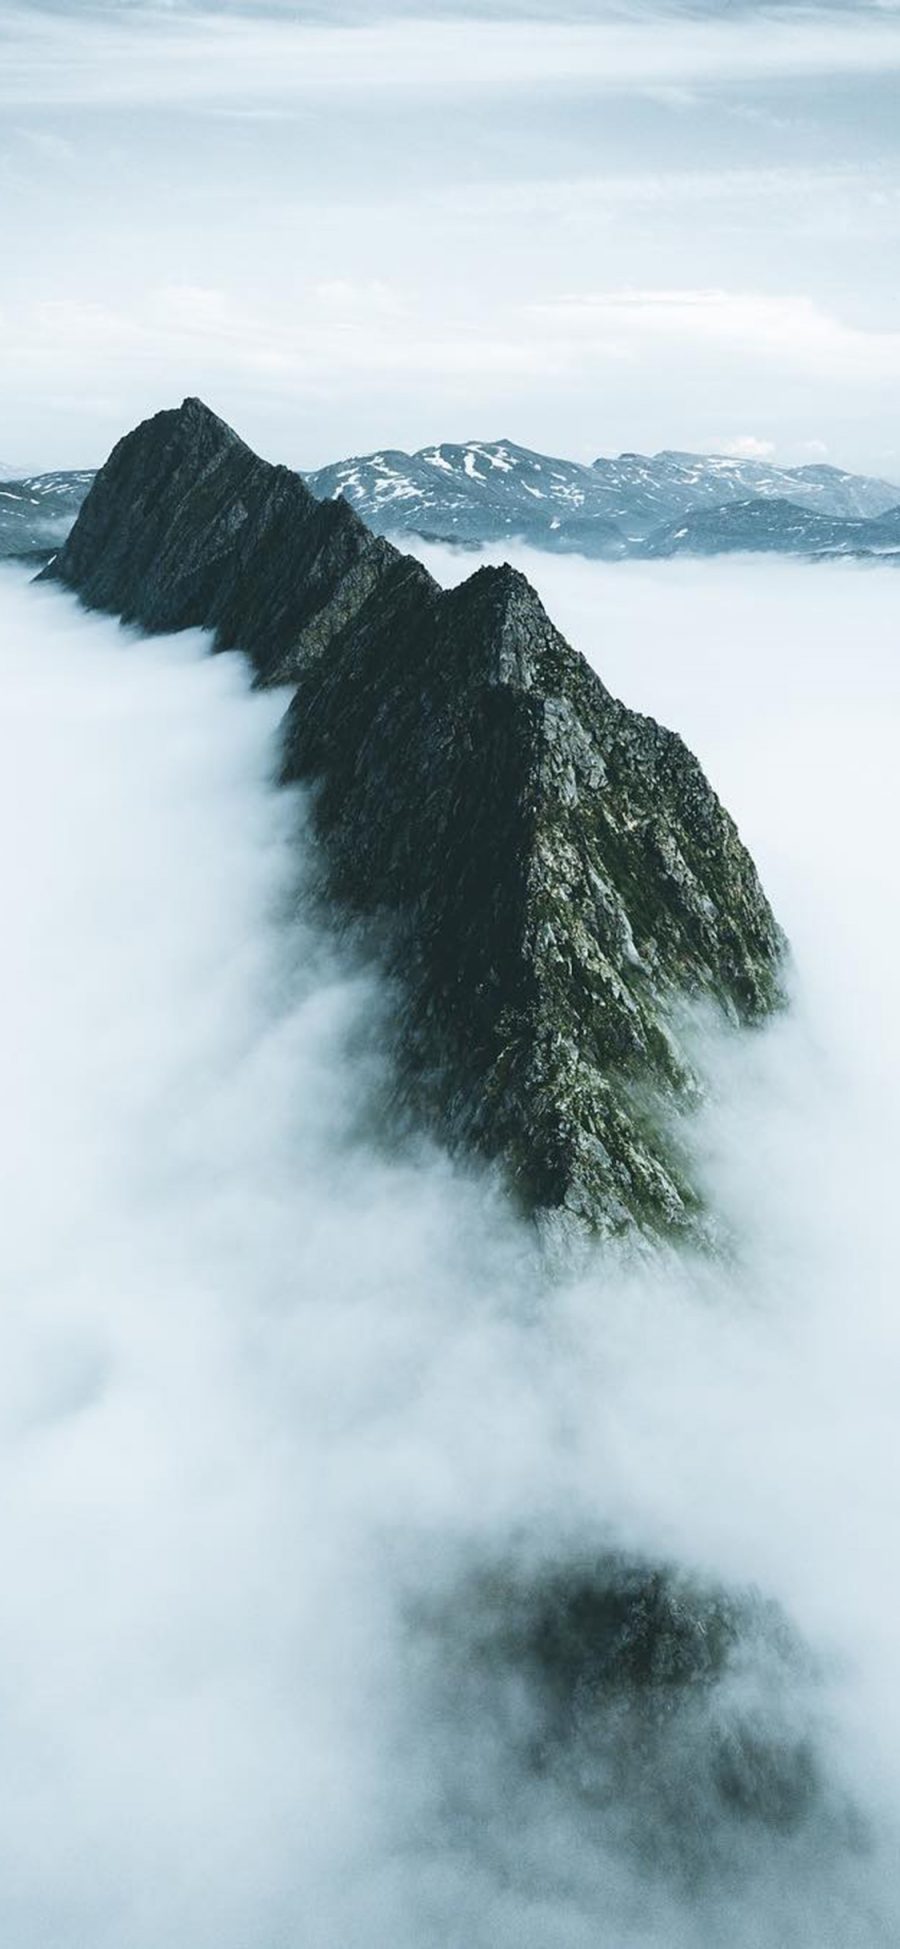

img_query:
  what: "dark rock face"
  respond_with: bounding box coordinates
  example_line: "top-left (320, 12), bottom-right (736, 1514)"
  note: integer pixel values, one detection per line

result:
top-left (42, 398), bottom-right (396, 685)
top-left (46, 397), bottom-right (785, 1237)
top-left (281, 555), bottom-right (784, 1234)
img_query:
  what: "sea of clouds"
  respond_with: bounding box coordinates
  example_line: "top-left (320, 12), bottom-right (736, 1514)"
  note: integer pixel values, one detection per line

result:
top-left (1, 552), bottom-right (899, 1946)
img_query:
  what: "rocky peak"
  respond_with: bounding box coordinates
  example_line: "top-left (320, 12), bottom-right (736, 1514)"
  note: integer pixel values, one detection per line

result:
top-left (43, 397), bottom-right (396, 686)
top-left (45, 399), bottom-right (786, 1238)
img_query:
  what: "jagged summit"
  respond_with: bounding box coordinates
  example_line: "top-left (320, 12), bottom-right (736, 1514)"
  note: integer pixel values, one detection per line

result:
top-left (43, 397), bottom-right (398, 685)
top-left (46, 399), bottom-right (785, 1237)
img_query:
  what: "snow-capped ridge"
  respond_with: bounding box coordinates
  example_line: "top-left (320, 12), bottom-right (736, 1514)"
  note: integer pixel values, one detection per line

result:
top-left (306, 437), bottom-right (900, 557)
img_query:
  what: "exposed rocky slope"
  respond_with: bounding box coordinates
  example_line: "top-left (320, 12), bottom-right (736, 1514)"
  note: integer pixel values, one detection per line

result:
top-left (280, 553), bottom-right (783, 1234)
top-left (41, 399), bottom-right (396, 685)
top-left (45, 398), bottom-right (785, 1237)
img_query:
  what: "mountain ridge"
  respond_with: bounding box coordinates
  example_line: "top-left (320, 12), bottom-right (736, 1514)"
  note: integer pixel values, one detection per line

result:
top-left (7, 436), bottom-right (900, 564)
top-left (38, 397), bottom-right (398, 686)
top-left (306, 437), bottom-right (900, 552)
top-left (41, 396), bottom-right (785, 1241)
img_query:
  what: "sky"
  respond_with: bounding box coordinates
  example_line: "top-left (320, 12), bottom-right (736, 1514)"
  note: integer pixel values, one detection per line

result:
top-left (2, 2), bottom-right (899, 481)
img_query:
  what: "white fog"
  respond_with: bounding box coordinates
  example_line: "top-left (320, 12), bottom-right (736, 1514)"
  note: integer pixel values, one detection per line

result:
top-left (0, 553), bottom-right (898, 1945)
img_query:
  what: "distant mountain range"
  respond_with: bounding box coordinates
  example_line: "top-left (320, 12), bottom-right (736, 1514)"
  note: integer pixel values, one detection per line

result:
top-left (305, 441), bottom-right (900, 558)
top-left (4, 443), bottom-right (899, 564)
top-left (306, 442), bottom-right (627, 555)
top-left (0, 471), bottom-right (97, 559)
top-left (641, 496), bottom-right (900, 559)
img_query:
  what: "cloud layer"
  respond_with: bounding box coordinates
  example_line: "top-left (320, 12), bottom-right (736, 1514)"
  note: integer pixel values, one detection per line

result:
top-left (2, 553), bottom-right (900, 1944)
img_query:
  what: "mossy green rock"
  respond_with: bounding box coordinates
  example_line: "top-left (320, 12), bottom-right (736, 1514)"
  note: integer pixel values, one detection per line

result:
top-left (280, 553), bottom-right (784, 1235)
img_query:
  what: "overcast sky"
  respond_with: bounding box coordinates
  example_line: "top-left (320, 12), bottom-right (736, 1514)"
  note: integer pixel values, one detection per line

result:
top-left (2, 0), bottom-right (899, 473)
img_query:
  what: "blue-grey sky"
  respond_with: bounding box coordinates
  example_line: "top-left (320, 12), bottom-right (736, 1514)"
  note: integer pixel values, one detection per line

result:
top-left (2, 0), bottom-right (899, 472)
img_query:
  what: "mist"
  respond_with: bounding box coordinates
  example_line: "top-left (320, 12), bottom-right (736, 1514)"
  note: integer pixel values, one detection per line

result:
top-left (1, 552), bottom-right (900, 1946)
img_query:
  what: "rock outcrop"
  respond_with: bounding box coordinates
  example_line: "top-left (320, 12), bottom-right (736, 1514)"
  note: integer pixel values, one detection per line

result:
top-left (280, 554), bottom-right (783, 1234)
top-left (430, 1552), bottom-right (826, 1875)
top-left (42, 397), bottom-right (397, 685)
top-left (44, 398), bottom-right (785, 1236)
